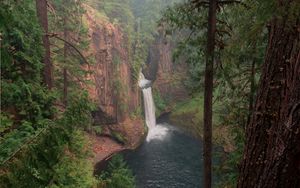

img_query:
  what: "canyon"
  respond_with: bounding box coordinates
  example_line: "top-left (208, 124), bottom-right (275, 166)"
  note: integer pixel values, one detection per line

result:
top-left (81, 4), bottom-right (188, 165)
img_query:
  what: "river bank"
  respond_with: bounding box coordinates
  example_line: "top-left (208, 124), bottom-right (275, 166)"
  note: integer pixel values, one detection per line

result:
top-left (124, 121), bottom-right (222, 188)
top-left (90, 117), bottom-right (146, 170)
top-left (167, 96), bottom-right (236, 153)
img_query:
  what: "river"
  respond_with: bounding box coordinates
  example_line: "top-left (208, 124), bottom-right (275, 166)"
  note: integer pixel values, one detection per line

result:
top-left (124, 121), bottom-right (220, 188)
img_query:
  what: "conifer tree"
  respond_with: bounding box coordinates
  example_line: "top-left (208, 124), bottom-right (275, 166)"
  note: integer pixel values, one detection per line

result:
top-left (203, 0), bottom-right (217, 186)
top-left (36, 0), bottom-right (53, 89)
top-left (49, 0), bottom-right (89, 105)
top-left (238, 1), bottom-right (300, 186)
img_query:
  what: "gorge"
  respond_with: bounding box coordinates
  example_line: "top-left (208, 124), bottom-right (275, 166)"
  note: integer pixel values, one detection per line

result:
top-left (2, 0), bottom-right (295, 187)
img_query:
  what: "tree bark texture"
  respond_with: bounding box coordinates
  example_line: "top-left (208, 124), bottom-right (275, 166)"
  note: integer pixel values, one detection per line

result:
top-left (63, 17), bottom-right (68, 106)
top-left (36, 0), bottom-right (53, 89)
top-left (238, 2), bottom-right (300, 187)
top-left (203, 0), bottom-right (217, 187)
top-left (248, 54), bottom-right (256, 125)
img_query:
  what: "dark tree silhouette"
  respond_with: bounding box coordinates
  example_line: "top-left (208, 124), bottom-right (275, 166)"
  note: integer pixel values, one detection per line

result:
top-left (36, 0), bottom-right (53, 89)
top-left (203, 0), bottom-right (217, 187)
top-left (238, 1), bottom-right (300, 187)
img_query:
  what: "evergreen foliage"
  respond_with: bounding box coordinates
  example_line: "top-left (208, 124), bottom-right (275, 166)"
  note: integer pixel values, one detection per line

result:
top-left (2, 0), bottom-right (293, 187)
top-left (130, 0), bottom-right (180, 81)
top-left (0, 1), bottom-right (98, 187)
top-left (97, 155), bottom-right (135, 188)
top-left (0, 0), bottom-right (55, 165)
top-left (161, 0), bottom-right (271, 186)
top-left (49, 0), bottom-right (91, 103)
top-left (153, 89), bottom-right (167, 117)
top-left (0, 93), bottom-right (97, 188)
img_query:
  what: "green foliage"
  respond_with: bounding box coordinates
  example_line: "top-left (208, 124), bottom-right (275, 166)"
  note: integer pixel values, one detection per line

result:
top-left (112, 61), bottom-right (129, 114)
top-left (131, 0), bottom-right (180, 44)
top-left (153, 89), bottom-right (167, 117)
top-left (130, 0), bottom-right (180, 82)
top-left (48, 153), bottom-right (96, 188)
top-left (49, 0), bottom-right (91, 103)
top-left (92, 126), bottom-right (103, 135)
top-left (0, 0), bottom-right (55, 122)
top-left (0, 113), bottom-right (13, 135)
top-left (47, 130), bottom-right (96, 188)
top-left (101, 0), bottom-right (135, 67)
top-left (211, 2), bottom-right (268, 186)
top-left (62, 91), bottom-right (96, 129)
top-left (130, 106), bottom-right (142, 120)
top-left (170, 95), bottom-right (204, 137)
top-left (170, 95), bottom-right (236, 151)
top-left (1, 80), bottom-right (55, 122)
top-left (0, 1), bottom-right (98, 188)
top-left (103, 0), bottom-right (134, 30)
top-left (0, 93), bottom-right (97, 188)
top-left (111, 131), bottom-right (127, 145)
top-left (0, 0), bottom-right (55, 165)
top-left (162, 0), bottom-right (273, 186)
top-left (216, 127), bottom-right (244, 188)
top-left (131, 26), bottom-right (145, 83)
top-left (0, 0), bottom-right (44, 81)
top-left (86, 0), bottom-right (180, 85)
top-left (101, 0), bottom-right (143, 84)
top-left (98, 155), bottom-right (135, 188)
top-left (0, 120), bottom-right (35, 164)
top-left (162, 1), bottom-right (208, 92)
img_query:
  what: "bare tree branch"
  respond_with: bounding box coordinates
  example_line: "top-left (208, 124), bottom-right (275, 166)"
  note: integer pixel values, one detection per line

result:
top-left (47, 33), bottom-right (89, 65)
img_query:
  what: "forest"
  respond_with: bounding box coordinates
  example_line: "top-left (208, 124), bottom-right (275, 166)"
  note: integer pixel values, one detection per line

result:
top-left (0, 0), bottom-right (299, 187)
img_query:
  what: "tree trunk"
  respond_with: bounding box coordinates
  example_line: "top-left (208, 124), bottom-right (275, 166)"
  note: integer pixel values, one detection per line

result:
top-left (36, 0), bottom-right (53, 89)
top-left (63, 17), bottom-right (68, 106)
top-left (203, 0), bottom-right (217, 187)
top-left (63, 67), bottom-right (68, 106)
top-left (247, 52), bottom-right (256, 125)
top-left (238, 2), bottom-right (300, 187)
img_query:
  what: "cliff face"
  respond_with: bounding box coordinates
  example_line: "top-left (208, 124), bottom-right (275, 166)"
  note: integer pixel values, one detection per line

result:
top-left (83, 4), bottom-right (188, 123)
top-left (84, 5), bottom-right (140, 124)
top-left (154, 39), bottom-right (188, 106)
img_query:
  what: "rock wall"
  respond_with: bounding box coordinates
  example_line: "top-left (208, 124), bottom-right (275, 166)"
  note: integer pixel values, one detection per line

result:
top-left (82, 4), bottom-right (188, 123)
top-left (84, 5), bottom-right (140, 124)
top-left (154, 38), bottom-right (189, 105)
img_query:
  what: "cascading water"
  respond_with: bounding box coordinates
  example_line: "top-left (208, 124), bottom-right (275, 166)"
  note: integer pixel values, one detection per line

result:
top-left (139, 73), bottom-right (168, 141)
top-left (139, 73), bottom-right (156, 128)
top-left (141, 87), bottom-right (156, 130)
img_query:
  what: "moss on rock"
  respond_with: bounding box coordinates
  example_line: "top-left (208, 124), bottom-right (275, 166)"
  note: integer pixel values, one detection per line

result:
top-left (169, 96), bottom-right (236, 152)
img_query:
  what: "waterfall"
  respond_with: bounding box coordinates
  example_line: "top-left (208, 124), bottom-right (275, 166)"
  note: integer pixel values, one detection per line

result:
top-left (142, 87), bottom-right (156, 130)
top-left (139, 73), bottom-right (158, 141)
